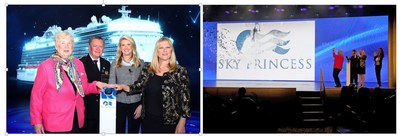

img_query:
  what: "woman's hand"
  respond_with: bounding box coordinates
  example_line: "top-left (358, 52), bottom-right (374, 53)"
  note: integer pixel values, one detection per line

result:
top-left (96, 81), bottom-right (106, 89)
top-left (175, 117), bottom-right (186, 134)
top-left (34, 124), bottom-right (45, 134)
top-left (96, 81), bottom-right (108, 89)
top-left (115, 84), bottom-right (130, 92)
top-left (96, 82), bottom-right (116, 89)
top-left (133, 104), bottom-right (142, 119)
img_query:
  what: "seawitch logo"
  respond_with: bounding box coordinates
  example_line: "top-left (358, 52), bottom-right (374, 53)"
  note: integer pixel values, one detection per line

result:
top-left (235, 23), bottom-right (291, 55)
top-left (216, 21), bottom-right (315, 80)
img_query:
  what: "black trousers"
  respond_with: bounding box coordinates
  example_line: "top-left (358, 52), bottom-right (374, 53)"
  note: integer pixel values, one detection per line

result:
top-left (45, 108), bottom-right (80, 133)
top-left (116, 102), bottom-right (141, 133)
top-left (80, 117), bottom-right (99, 133)
top-left (81, 95), bottom-right (100, 133)
top-left (141, 114), bottom-right (176, 133)
top-left (375, 65), bottom-right (382, 86)
top-left (350, 69), bottom-right (358, 85)
top-left (333, 68), bottom-right (341, 87)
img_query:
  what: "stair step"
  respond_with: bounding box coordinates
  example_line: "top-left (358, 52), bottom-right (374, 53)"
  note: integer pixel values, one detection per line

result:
top-left (301, 104), bottom-right (323, 107)
top-left (302, 111), bottom-right (324, 114)
top-left (299, 97), bottom-right (321, 99)
top-left (301, 112), bottom-right (325, 119)
top-left (297, 91), bottom-right (322, 97)
top-left (301, 106), bottom-right (324, 111)
top-left (300, 99), bottom-right (323, 104)
top-left (303, 119), bottom-right (325, 122)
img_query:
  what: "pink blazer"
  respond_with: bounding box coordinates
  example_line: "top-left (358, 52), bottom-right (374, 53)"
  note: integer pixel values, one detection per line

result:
top-left (30, 58), bottom-right (99, 132)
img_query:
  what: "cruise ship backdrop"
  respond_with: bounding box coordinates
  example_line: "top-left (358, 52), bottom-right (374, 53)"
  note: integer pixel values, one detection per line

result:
top-left (7, 5), bottom-right (200, 133)
top-left (17, 6), bottom-right (167, 81)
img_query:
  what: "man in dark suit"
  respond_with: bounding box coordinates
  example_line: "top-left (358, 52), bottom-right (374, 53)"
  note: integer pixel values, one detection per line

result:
top-left (80, 36), bottom-right (111, 133)
top-left (349, 49), bottom-right (359, 86)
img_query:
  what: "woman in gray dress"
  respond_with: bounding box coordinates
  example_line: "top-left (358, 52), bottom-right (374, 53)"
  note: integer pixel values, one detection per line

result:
top-left (108, 35), bottom-right (144, 133)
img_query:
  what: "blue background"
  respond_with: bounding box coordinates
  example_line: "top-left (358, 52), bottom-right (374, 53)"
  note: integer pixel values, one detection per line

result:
top-left (203, 16), bottom-right (388, 83)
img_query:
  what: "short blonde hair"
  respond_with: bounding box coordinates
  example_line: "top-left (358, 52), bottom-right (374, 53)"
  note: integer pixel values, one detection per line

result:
top-left (149, 37), bottom-right (177, 73)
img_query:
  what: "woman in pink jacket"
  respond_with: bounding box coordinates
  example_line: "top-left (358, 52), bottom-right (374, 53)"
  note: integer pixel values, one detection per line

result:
top-left (30, 31), bottom-right (111, 133)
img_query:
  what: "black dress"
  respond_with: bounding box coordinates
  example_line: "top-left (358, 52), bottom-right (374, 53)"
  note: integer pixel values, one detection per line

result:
top-left (141, 74), bottom-right (176, 133)
top-left (358, 55), bottom-right (367, 74)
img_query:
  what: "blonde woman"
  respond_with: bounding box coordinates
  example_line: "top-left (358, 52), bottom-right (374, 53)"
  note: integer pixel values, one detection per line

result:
top-left (358, 49), bottom-right (367, 87)
top-left (116, 37), bottom-right (190, 133)
top-left (108, 36), bottom-right (144, 133)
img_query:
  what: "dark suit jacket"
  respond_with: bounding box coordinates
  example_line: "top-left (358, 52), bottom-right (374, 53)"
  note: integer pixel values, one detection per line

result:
top-left (80, 54), bottom-right (111, 119)
top-left (350, 55), bottom-right (359, 71)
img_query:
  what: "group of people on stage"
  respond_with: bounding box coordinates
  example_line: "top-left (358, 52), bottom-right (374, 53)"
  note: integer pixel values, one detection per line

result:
top-left (30, 31), bottom-right (191, 134)
top-left (332, 47), bottom-right (384, 88)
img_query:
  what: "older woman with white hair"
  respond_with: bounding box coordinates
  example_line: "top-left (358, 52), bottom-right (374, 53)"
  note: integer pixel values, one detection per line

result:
top-left (30, 31), bottom-right (112, 133)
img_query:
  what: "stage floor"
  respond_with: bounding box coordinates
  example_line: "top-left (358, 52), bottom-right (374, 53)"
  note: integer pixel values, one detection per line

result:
top-left (204, 80), bottom-right (390, 91)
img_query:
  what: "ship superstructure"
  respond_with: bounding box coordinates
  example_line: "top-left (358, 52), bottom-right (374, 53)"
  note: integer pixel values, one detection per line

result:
top-left (17, 6), bottom-right (165, 81)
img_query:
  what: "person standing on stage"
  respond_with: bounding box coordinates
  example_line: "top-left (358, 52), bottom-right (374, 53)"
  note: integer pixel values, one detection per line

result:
top-left (332, 48), bottom-right (344, 87)
top-left (348, 49), bottom-right (359, 86)
top-left (115, 37), bottom-right (190, 133)
top-left (374, 48), bottom-right (384, 88)
top-left (358, 49), bottom-right (367, 87)
top-left (80, 36), bottom-right (111, 133)
top-left (108, 36), bottom-right (144, 133)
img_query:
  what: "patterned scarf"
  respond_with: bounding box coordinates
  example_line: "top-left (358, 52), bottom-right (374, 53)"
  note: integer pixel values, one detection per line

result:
top-left (51, 54), bottom-right (85, 97)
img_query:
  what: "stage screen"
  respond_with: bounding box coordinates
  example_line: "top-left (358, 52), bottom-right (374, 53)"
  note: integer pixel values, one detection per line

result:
top-left (204, 15), bottom-right (388, 83)
top-left (216, 21), bottom-right (315, 80)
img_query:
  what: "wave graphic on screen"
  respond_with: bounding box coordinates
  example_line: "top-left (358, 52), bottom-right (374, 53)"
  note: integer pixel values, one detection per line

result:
top-left (235, 28), bottom-right (291, 55)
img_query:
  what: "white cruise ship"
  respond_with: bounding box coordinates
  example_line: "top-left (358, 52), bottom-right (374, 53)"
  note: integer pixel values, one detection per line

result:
top-left (17, 6), bottom-right (166, 81)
